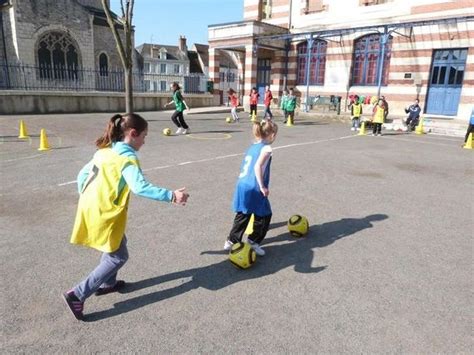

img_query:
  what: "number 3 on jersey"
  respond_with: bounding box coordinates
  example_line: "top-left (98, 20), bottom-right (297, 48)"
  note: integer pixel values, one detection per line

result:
top-left (239, 155), bottom-right (252, 178)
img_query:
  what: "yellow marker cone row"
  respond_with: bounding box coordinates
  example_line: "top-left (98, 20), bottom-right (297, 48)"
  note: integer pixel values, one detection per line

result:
top-left (18, 120), bottom-right (29, 139)
top-left (464, 133), bottom-right (473, 150)
top-left (358, 121), bottom-right (366, 135)
top-left (250, 112), bottom-right (257, 122)
top-left (286, 117), bottom-right (294, 127)
top-left (38, 128), bottom-right (51, 151)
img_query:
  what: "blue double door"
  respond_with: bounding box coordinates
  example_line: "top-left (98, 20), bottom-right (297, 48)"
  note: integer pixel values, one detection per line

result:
top-left (257, 59), bottom-right (271, 104)
top-left (426, 48), bottom-right (467, 116)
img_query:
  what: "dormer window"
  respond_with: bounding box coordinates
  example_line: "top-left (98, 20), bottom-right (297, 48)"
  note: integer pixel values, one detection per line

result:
top-left (159, 48), bottom-right (167, 60)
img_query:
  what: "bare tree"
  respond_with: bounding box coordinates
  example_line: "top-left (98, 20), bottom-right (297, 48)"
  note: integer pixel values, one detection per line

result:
top-left (102, 0), bottom-right (135, 113)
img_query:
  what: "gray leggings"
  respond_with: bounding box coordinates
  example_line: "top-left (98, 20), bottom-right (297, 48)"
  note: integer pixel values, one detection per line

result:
top-left (74, 237), bottom-right (129, 302)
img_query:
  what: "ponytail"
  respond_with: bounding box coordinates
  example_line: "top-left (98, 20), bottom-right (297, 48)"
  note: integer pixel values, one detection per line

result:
top-left (96, 114), bottom-right (124, 148)
top-left (95, 113), bottom-right (148, 149)
top-left (253, 120), bottom-right (278, 141)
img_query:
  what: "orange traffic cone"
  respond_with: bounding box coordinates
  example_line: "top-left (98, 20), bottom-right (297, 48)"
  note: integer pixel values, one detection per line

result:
top-left (18, 120), bottom-right (29, 139)
top-left (38, 129), bottom-right (50, 151)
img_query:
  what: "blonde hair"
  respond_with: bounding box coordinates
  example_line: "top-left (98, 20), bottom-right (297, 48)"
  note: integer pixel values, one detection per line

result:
top-left (253, 120), bottom-right (278, 141)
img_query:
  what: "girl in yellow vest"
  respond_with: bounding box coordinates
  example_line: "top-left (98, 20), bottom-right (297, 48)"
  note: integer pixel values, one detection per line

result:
top-left (371, 99), bottom-right (385, 136)
top-left (349, 95), bottom-right (363, 131)
top-left (63, 113), bottom-right (189, 320)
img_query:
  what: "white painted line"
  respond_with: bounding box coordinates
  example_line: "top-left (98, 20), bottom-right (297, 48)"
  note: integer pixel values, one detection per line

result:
top-left (3, 154), bottom-right (44, 163)
top-left (58, 135), bottom-right (358, 187)
top-left (58, 180), bottom-right (77, 187)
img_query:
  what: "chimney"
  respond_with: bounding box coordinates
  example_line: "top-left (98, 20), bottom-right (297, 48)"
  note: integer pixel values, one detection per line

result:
top-left (179, 35), bottom-right (187, 53)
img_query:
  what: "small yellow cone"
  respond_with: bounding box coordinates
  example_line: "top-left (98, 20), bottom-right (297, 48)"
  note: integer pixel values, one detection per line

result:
top-left (286, 116), bottom-right (294, 127)
top-left (250, 112), bottom-right (257, 122)
top-left (463, 133), bottom-right (473, 150)
top-left (18, 120), bottom-right (29, 139)
top-left (244, 214), bottom-right (254, 235)
top-left (415, 118), bottom-right (424, 135)
top-left (38, 129), bottom-right (50, 151)
top-left (358, 121), bottom-right (366, 135)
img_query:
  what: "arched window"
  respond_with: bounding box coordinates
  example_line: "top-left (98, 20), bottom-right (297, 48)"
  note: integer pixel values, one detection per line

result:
top-left (99, 53), bottom-right (108, 77)
top-left (352, 34), bottom-right (392, 86)
top-left (36, 31), bottom-right (80, 80)
top-left (297, 40), bottom-right (327, 85)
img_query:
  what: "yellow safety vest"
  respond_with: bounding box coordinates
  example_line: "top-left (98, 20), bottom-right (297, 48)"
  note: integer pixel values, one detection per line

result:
top-left (373, 106), bottom-right (385, 124)
top-left (352, 104), bottom-right (362, 117)
top-left (70, 148), bottom-right (138, 253)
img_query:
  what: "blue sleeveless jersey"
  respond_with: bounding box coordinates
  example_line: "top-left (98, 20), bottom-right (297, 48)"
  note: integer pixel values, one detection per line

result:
top-left (232, 142), bottom-right (272, 216)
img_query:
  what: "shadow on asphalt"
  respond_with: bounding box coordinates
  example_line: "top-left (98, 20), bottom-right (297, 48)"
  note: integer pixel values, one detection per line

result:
top-left (84, 214), bottom-right (388, 322)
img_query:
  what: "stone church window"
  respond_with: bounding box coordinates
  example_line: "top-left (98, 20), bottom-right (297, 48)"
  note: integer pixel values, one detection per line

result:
top-left (99, 53), bottom-right (108, 76)
top-left (37, 31), bottom-right (80, 80)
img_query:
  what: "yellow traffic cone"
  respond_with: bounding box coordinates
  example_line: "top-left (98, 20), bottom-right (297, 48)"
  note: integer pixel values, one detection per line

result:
top-left (463, 133), bottom-right (473, 150)
top-left (244, 214), bottom-right (254, 235)
top-left (415, 118), bottom-right (424, 135)
top-left (286, 116), bottom-right (294, 127)
top-left (251, 112), bottom-right (257, 122)
top-left (38, 129), bottom-right (50, 151)
top-left (358, 121), bottom-right (366, 135)
top-left (18, 120), bottom-right (29, 139)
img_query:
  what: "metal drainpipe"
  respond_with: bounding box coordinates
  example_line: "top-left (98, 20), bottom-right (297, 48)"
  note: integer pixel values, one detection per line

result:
top-left (304, 36), bottom-right (314, 112)
top-left (0, 11), bottom-right (11, 88)
top-left (283, 39), bottom-right (289, 90)
top-left (376, 27), bottom-right (388, 98)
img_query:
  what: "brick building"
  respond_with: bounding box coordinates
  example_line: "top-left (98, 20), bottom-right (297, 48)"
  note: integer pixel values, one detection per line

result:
top-left (208, 0), bottom-right (473, 121)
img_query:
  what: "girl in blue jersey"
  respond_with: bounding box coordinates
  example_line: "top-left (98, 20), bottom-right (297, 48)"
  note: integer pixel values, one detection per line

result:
top-left (224, 120), bottom-right (278, 256)
top-left (63, 113), bottom-right (189, 321)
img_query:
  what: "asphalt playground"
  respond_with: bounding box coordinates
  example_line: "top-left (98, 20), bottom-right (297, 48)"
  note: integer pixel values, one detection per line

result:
top-left (0, 109), bottom-right (472, 353)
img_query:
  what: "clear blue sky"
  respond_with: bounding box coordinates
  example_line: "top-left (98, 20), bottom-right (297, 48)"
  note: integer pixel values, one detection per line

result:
top-left (110, 0), bottom-right (244, 47)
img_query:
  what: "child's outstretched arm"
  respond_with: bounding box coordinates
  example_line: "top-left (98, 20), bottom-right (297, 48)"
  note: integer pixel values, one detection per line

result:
top-left (254, 149), bottom-right (272, 197)
top-left (122, 164), bottom-right (188, 205)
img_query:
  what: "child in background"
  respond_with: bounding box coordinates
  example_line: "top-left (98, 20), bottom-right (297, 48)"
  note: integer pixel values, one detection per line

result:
top-left (249, 87), bottom-right (259, 119)
top-left (285, 88), bottom-right (297, 125)
top-left (280, 89), bottom-right (289, 123)
top-left (224, 121), bottom-right (279, 256)
top-left (63, 113), bottom-right (189, 321)
top-left (228, 88), bottom-right (240, 122)
top-left (164, 82), bottom-right (190, 134)
top-left (372, 99), bottom-right (385, 136)
top-left (263, 85), bottom-right (273, 120)
top-left (349, 95), bottom-right (363, 131)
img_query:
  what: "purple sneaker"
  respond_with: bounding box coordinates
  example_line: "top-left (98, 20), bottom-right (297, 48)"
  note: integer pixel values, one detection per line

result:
top-left (62, 290), bottom-right (84, 320)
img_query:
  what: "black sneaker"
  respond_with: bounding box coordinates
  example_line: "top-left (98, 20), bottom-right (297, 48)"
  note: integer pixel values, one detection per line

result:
top-left (95, 280), bottom-right (126, 296)
top-left (62, 290), bottom-right (84, 320)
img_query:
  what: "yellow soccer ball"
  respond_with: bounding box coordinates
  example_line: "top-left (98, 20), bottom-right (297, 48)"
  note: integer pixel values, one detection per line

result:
top-left (288, 215), bottom-right (309, 237)
top-left (229, 242), bottom-right (257, 269)
top-left (162, 128), bottom-right (171, 136)
top-left (226, 117), bottom-right (233, 123)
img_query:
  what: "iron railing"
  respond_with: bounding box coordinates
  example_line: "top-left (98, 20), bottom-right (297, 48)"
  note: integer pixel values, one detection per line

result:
top-left (0, 64), bottom-right (208, 94)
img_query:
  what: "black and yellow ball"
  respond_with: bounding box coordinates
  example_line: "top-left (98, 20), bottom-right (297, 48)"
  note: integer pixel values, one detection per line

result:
top-left (226, 117), bottom-right (233, 123)
top-left (229, 242), bottom-right (256, 269)
top-left (162, 128), bottom-right (171, 136)
top-left (288, 214), bottom-right (309, 237)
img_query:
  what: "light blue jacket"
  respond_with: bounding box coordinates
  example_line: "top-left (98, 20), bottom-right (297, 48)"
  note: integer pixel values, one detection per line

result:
top-left (77, 142), bottom-right (173, 202)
